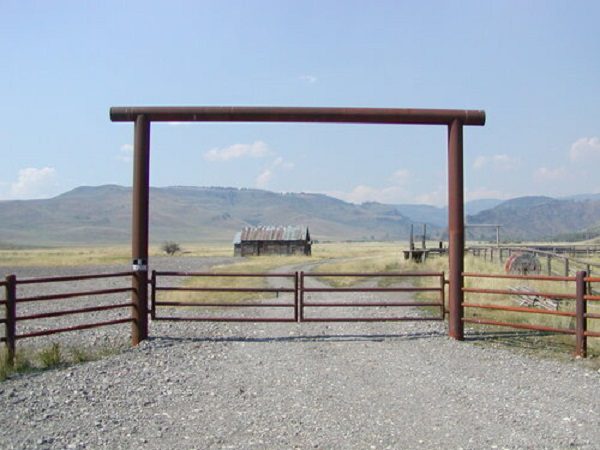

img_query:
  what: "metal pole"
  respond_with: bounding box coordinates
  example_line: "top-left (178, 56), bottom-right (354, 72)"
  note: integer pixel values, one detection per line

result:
top-left (299, 271), bottom-right (305, 322)
top-left (448, 119), bottom-right (464, 340)
top-left (294, 272), bottom-right (299, 323)
top-left (575, 271), bottom-right (587, 357)
top-left (150, 270), bottom-right (156, 320)
top-left (131, 114), bottom-right (150, 345)
top-left (5, 275), bottom-right (16, 365)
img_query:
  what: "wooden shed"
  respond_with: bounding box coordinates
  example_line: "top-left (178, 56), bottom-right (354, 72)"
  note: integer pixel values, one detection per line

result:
top-left (233, 225), bottom-right (311, 257)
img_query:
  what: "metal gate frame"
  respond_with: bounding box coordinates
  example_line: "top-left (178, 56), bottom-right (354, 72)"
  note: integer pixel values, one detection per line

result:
top-left (111, 106), bottom-right (486, 344)
top-left (150, 271), bottom-right (446, 324)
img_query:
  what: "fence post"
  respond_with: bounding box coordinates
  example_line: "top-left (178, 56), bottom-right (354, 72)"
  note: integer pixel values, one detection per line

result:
top-left (440, 272), bottom-right (446, 319)
top-left (547, 255), bottom-right (552, 276)
top-left (150, 270), bottom-right (156, 320)
top-left (294, 272), bottom-right (299, 323)
top-left (299, 271), bottom-right (304, 322)
top-left (564, 259), bottom-right (570, 277)
top-left (5, 275), bottom-right (16, 366)
top-left (575, 271), bottom-right (587, 358)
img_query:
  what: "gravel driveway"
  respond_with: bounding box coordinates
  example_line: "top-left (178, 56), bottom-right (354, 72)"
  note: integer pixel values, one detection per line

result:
top-left (1, 258), bottom-right (599, 449)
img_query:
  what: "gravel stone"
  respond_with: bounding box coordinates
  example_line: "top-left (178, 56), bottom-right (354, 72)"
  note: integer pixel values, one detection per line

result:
top-left (0, 257), bottom-right (598, 449)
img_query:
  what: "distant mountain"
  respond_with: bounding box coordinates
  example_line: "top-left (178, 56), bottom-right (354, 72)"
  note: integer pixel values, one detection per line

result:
top-left (3, 186), bottom-right (600, 245)
top-left (467, 196), bottom-right (600, 241)
top-left (563, 193), bottom-right (600, 202)
top-left (0, 185), bottom-right (443, 245)
top-left (387, 198), bottom-right (503, 227)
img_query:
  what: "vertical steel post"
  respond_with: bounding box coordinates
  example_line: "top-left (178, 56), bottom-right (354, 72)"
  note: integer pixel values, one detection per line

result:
top-left (440, 272), bottom-right (446, 319)
top-left (5, 275), bottom-right (16, 365)
top-left (150, 270), bottom-right (157, 320)
top-left (294, 272), bottom-right (299, 322)
top-left (299, 271), bottom-right (305, 322)
top-left (575, 271), bottom-right (587, 358)
top-left (131, 115), bottom-right (150, 345)
top-left (447, 119), bottom-right (464, 340)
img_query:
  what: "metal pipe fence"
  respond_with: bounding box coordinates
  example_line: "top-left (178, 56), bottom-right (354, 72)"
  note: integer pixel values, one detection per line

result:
top-left (300, 271), bottom-right (445, 322)
top-left (2, 272), bottom-right (134, 364)
top-left (151, 271), bottom-right (299, 322)
top-left (462, 271), bottom-right (596, 357)
top-left (2, 269), bottom-right (598, 362)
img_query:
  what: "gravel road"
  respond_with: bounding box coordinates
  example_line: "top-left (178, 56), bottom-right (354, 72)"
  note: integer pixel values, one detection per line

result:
top-left (1, 258), bottom-right (599, 449)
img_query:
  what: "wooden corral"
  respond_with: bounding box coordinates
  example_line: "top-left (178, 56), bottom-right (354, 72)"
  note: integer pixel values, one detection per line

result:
top-left (234, 225), bottom-right (311, 257)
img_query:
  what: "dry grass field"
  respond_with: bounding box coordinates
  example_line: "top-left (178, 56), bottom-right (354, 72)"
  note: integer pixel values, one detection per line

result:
top-left (1, 240), bottom-right (598, 358)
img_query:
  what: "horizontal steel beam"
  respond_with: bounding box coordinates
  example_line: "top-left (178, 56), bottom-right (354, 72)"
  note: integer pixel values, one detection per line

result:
top-left (110, 106), bottom-right (486, 126)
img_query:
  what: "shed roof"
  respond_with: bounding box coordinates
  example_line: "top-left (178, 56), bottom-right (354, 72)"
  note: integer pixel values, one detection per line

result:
top-left (239, 225), bottom-right (310, 242)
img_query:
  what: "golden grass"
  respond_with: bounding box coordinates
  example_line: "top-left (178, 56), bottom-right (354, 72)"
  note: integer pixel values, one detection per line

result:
top-left (163, 254), bottom-right (311, 305)
top-left (0, 242), bottom-right (232, 267)
top-left (411, 253), bottom-right (600, 355)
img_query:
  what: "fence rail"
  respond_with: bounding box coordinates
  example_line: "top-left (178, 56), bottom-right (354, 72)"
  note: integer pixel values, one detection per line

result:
top-left (467, 245), bottom-right (600, 278)
top-left (462, 271), bottom-right (595, 357)
top-left (299, 271), bottom-right (445, 322)
top-left (2, 272), bottom-right (134, 362)
top-left (2, 269), bottom-right (599, 364)
top-left (151, 271), bottom-right (299, 322)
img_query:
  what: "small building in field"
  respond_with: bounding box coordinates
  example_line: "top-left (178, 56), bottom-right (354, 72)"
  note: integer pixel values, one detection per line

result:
top-left (233, 225), bottom-right (311, 257)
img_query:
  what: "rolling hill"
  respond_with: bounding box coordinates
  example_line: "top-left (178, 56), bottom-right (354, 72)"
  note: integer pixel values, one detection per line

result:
top-left (467, 196), bottom-right (600, 241)
top-left (0, 185), bottom-right (440, 246)
top-left (2, 185), bottom-right (600, 246)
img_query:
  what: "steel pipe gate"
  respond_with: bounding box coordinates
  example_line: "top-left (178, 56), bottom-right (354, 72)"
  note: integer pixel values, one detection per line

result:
top-left (150, 271), bottom-right (446, 323)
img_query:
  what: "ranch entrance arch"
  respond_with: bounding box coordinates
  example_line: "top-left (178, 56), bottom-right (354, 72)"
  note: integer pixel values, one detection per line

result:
top-left (110, 106), bottom-right (486, 345)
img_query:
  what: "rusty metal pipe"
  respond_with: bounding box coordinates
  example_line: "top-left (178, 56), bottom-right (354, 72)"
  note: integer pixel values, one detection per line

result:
top-left (110, 106), bottom-right (486, 126)
top-left (132, 115), bottom-right (150, 345)
top-left (448, 119), bottom-right (464, 340)
top-left (575, 271), bottom-right (587, 357)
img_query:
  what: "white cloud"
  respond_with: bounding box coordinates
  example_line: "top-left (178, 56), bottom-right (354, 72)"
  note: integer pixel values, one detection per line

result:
top-left (9, 167), bottom-right (58, 199)
top-left (569, 137), bottom-right (600, 161)
top-left (473, 156), bottom-right (487, 170)
top-left (299, 74), bottom-right (317, 84)
top-left (327, 185), bottom-right (411, 204)
top-left (272, 156), bottom-right (295, 170)
top-left (414, 188), bottom-right (447, 206)
top-left (254, 157), bottom-right (295, 188)
top-left (118, 144), bottom-right (133, 163)
top-left (465, 187), bottom-right (510, 201)
top-left (534, 166), bottom-right (566, 182)
top-left (390, 169), bottom-right (410, 184)
top-left (255, 169), bottom-right (272, 188)
top-left (204, 141), bottom-right (270, 161)
top-left (473, 154), bottom-right (519, 170)
top-left (327, 168), bottom-right (414, 204)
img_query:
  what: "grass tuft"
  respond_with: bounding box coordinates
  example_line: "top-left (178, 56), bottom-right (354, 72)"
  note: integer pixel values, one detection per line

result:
top-left (38, 343), bottom-right (62, 369)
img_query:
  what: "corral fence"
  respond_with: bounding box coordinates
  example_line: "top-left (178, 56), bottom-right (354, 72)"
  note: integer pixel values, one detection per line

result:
top-left (1, 272), bottom-right (134, 363)
top-left (1, 270), bottom-right (599, 362)
top-left (468, 245), bottom-right (600, 279)
top-left (462, 272), bottom-right (600, 357)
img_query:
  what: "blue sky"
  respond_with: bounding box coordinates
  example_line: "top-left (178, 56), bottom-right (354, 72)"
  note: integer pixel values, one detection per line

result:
top-left (1, 1), bottom-right (599, 205)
